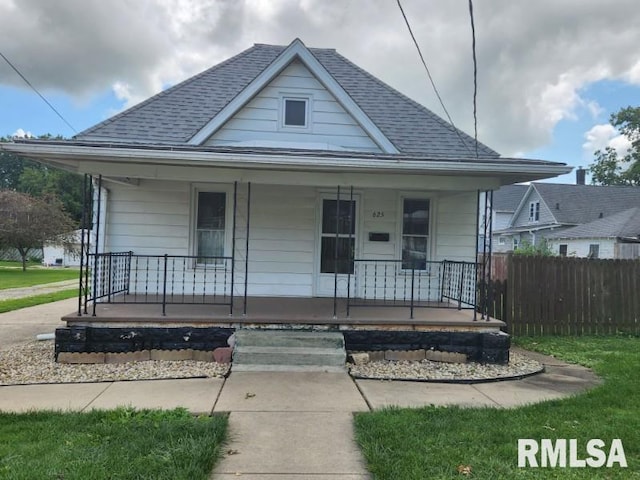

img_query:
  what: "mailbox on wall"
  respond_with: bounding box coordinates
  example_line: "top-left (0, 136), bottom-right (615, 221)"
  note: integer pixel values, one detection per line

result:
top-left (368, 232), bottom-right (390, 242)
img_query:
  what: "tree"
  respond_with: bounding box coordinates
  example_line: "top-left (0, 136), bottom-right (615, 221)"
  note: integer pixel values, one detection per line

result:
top-left (0, 135), bottom-right (86, 224)
top-left (590, 106), bottom-right (640, 186)
top-left (0, 190), bottom-right (76, 271)
top-left (513, 239), bottom-right (554, 257)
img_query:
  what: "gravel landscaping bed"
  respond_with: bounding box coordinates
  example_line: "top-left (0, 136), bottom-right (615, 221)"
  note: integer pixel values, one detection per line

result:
top-left (0, 341), bottom-right (230, 386)
top-left (348, 351), bottom-right (544, 383)
top-left (1, 342), bottom-right (543, 385)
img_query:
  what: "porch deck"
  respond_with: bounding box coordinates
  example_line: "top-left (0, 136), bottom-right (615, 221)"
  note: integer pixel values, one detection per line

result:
top-left (64, 296), bottom-right (504, 332)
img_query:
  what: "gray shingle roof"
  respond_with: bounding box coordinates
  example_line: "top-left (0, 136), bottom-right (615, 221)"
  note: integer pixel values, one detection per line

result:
top-left (533, 183), bottom-right (640, 225)
top-left (547, 207), bottom-right (640, 239)
top-left (77, 42), bottom-right (498, 159)
top-left (492, 184), bottom-right (528, 212)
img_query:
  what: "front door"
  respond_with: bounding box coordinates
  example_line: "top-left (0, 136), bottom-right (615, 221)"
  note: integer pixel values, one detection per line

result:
top-left (316, 196), bottom-right (358, 297)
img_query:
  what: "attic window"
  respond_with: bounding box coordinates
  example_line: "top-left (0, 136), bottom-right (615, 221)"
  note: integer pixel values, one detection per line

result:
top-left (283, 98), bottom-right (308, 127)
top-left (529, 201), bottom-right (540, 222)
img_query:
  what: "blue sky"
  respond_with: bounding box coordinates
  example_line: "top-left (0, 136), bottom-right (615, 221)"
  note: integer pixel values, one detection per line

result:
top-left (525, 80), bottom-right (639, 183)
top-left (1, 0), bottom-right (638, 186)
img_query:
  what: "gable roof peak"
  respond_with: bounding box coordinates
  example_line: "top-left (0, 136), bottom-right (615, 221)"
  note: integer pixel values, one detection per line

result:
top-left (188, 39), bottom-right (400, 152)
top-left (74, 40), bottom-right (502, 158)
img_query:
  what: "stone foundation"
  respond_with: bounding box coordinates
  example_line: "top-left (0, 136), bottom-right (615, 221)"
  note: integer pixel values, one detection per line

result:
top-left (55, 326), bottom-right (510, 364)
top-left (343, 330), bottom-right (510, 364)
top-left (54, 326), bottom-right (234, 360)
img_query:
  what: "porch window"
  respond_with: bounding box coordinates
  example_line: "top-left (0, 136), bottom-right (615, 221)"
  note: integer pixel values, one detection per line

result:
top-left (196, 191), bottom-right (226, 263)
top-left (320, 199), bottom-right (356, 274)
top-left (402, 198), bottom-right (429, 270)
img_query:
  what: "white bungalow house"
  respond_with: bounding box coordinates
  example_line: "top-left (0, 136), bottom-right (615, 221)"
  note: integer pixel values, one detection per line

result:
top-left (3, 39), bottom-right (570, 361)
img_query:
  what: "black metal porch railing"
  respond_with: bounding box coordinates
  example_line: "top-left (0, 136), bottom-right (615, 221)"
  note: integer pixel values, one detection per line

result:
top-left (346, 259), bottom-right (478, 319)
top-left (83, 252), bottom-right (234, 316)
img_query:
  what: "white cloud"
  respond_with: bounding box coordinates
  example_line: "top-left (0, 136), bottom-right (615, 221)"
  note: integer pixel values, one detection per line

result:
top-left (1, 0), bottom-right (640, 154)
top-left (626, 59), bottom-right (640, 84)
top-left (582, 123), bottom-right (632, 156)
top-left (12, 128), bottom-right (32, 138)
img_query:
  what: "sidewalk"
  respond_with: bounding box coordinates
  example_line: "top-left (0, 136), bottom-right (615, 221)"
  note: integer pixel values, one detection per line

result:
top-left (0, 297), bottom-right (74, 350)
top-left (0, 300), bottom-right (602, 479)
top-left (0, 279), bottom-right (78, 301)
top-left (0, 359), bottom-right (601, 479)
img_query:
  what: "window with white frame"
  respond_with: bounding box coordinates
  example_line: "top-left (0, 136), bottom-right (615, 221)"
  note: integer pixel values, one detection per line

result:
top-left (498, 236), bottom-right (506, 245)
top-left (513, 237), bottom-right (520, 250)
top-left (401, 198), bottom-right (430, 270)
top-left (529, 201), bottom-right (540, 222)
top-left (559, 244), bottom-right (568, 257)
top-left (282, 97), bottom-right (308, 127)
top-left (588, 244), bottom-right (599, 259)
top-left (195, 191), bottom-right (226, 263)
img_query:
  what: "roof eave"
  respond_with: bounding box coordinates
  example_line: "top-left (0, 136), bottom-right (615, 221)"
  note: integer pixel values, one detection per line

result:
top-left (1, 142), bottom-right (571, 180)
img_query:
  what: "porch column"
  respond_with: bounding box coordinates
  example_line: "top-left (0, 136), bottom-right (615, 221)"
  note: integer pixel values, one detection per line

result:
top-left (477, 189), bottom-right (494, 321)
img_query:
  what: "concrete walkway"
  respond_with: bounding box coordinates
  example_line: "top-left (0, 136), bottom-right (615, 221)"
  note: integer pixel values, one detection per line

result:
top-left (0, 300), bottom-right (602, 479)
top-left (0, 359), bottom-right (601, 479)
top-left (0, 279), bottom-right (78, 301)
top-left (0, 297), bottom-right (74, 350)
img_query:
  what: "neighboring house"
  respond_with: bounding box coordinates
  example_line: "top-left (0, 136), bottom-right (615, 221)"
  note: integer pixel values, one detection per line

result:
top-left (43, 230), bottom-right (92, 267)
top-left (2, 39), bottom-right (570, 359)
top-left (546, 207), bottom-right (640, 259)
top-left (494, 183), bottom-right (640, 253)
top-left (479, 184), bottom-right (527, 253)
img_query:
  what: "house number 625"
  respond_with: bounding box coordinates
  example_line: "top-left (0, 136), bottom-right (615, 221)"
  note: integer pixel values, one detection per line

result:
top-left (372, 211), bottom-right (384, 218)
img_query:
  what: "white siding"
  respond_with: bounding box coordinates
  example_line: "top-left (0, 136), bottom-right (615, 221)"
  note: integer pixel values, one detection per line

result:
top-left (105, 180), bottom-right (190, 255)
top-left (435, 192), bottom-right (477, 262)
top-left (102, 181), bottom-right (478, 298)
top-left (244, 184), bottom-right (316, 296)
top-left (512, 190), bottom-right (555, 227)
top-left (206, 59), bottom-right (382, 153)
top-left (547, 238), bottom-right (616, 259)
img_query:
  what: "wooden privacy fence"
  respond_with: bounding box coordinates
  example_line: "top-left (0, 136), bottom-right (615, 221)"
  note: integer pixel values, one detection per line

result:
top-left (482, 255), bottom-right (640, 336)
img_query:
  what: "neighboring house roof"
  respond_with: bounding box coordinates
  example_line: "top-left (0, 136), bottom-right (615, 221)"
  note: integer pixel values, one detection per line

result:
top-left (532, 183), bottom-right (640, 225)
top-left (492, 184), bottom-right (528, 212)
top-left (547, 207), bottom-right (640, 241)
top-left (505, 183), bottom-right (640, 231)
top-left (76, 40), bottom-right (498, 159)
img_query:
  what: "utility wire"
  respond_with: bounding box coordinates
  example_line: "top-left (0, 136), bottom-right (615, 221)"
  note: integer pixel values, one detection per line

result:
top-left (0, 50), bottom-right (77, 134)
top-left (468, 0), bottom-right (479, 159)
top-left (396, 0), bottom-right (473, 155)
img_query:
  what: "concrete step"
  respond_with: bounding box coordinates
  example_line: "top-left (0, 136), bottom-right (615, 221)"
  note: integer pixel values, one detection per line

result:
top-left (234, 330), bottom-right (345, 349)
top-left (232, 330), bottom-right (346, 371)
top-left (234, 346), bottom-right (346, 367)
top-left (231, 364), bottom-right (346, 373)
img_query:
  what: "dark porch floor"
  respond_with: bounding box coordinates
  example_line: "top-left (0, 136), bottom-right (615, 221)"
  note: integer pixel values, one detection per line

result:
top-left (64, 296), bottom-right (504, 332)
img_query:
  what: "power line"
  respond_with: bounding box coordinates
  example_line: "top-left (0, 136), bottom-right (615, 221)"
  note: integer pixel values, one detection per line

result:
top-left (395, 0), bottom-right (472, 155)
top-left (468, 0), bottom-right (479, 159)
top-left (0, 51), bottom-right (77, 134)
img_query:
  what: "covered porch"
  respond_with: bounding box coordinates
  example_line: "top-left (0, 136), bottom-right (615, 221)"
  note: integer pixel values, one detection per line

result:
top-left (72, 175), bottom-right (498, 329)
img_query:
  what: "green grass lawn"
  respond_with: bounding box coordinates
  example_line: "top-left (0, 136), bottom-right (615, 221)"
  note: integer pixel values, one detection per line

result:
top-left (354, 335), bottom-right (639, 479)
top-left (0, 261), bottom-right (79, 289)
top-left (0, 408), bottom-right (228, 480)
